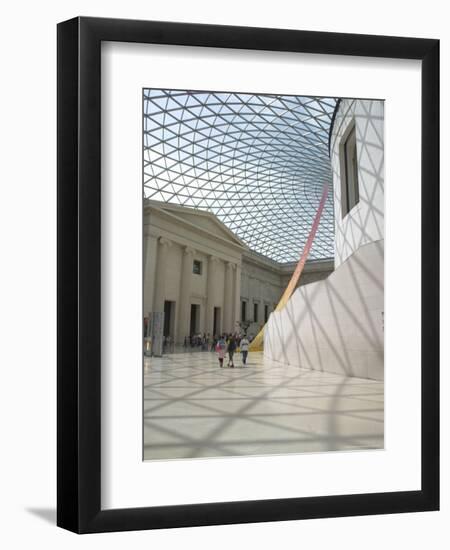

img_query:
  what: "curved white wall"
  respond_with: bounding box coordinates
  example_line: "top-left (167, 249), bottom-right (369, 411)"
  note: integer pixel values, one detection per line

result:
top-left (331, 99), bottom-right (384, 268)
top-left (264, 99), bottom-right (384, 380)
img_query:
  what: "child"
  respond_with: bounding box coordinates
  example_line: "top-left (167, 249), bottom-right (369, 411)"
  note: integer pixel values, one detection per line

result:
top-left (215, 335), bottom-right (227, 368)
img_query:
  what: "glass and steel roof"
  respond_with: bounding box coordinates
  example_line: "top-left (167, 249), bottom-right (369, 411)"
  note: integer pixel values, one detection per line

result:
top-left (143, 89), bottom-right (337, 263)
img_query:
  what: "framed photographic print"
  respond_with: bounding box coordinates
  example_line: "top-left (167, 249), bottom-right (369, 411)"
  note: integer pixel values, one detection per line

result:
top-left (57, 16), bottom-right (439, 533)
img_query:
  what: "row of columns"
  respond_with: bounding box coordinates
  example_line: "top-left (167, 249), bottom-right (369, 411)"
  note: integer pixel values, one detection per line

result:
top-left (146, 235), bottom-right (241, 343)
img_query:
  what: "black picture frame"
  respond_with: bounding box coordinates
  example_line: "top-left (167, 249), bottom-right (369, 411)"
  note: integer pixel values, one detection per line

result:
top-left (57, 16), bottom-right (439, 534)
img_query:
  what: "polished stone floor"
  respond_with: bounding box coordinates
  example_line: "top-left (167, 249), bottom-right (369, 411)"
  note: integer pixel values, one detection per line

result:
top-left (143, 351), bottom-right (384, 460)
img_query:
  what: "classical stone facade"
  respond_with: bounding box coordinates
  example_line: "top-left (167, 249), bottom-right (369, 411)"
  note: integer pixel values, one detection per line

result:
top-left (144, 200), bottom-right (333, 344)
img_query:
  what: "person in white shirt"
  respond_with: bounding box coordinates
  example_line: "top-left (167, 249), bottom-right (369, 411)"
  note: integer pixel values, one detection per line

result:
top-left (240, 335), bottom-right (249, 366)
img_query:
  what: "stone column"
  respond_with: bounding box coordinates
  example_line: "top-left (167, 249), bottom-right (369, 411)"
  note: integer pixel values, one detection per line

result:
top-left (223, 262), bottom-right (235, 334)
top-left (205, 255), bottom-right (215, 336)
top-left (233, 263), bottom-right (242, 331)
top-left (153, 237), bottom-right (172, 313)
top-left (143, 233), bottom-right (158, 316)
top-left (205, 255), bottom-right (222, 336)
top-left (177, 245), bottom-right (195, 344)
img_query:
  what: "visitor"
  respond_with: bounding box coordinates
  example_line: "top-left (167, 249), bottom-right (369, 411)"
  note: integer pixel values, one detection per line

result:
top-left (240, 334), bottom-right (249, 366)
top-left (227, 334), bottom-right (236, 368)
top-left (215, 335), bottom-right (227, 368)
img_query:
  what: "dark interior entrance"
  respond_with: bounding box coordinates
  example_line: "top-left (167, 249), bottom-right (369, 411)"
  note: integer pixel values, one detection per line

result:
top-left (213, 307), bottom-right (221, 337)
top-left (164, 300), bottom-right (175, 337)
top-left (190, 304), bottom-right (200, 335)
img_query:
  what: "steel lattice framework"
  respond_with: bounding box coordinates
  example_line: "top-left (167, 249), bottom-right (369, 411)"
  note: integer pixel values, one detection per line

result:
top-left (143, 89), bottom-right (337, 262)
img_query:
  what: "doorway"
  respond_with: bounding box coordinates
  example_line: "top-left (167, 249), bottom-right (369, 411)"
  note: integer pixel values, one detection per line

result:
top-left (163, 300), bottom-right (176, 338)
top-left (213, 307), bottom-right (221, 337)
top-left (190, 304), bottom-right (200, 335)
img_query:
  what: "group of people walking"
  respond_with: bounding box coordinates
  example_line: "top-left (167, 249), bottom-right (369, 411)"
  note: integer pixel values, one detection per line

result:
top-left (215, 334), bottom-right (250, 368)
top-left (176, 332), bottom-right (251, 367)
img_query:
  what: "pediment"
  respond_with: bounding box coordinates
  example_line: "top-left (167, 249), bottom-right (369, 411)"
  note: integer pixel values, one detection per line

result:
top-left (147, 201), bottom-right (245, 248)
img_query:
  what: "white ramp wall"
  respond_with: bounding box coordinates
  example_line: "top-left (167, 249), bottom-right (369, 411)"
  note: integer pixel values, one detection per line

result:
top-left (264, 240), bottom-right (384, 380)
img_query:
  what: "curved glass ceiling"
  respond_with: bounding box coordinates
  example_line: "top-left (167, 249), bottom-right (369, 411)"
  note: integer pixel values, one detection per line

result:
top-left (144, 90), bottom-right (337, 263)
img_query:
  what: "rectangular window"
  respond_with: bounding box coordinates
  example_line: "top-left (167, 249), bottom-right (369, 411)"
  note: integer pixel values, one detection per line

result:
top-left (253, 302), bottom-right (258, 323)
top-left (264, 304), bottom-right (269, 323)
top-left (192, 259), bottom-right (202, 275)
top-left (341, 123), bottom-right (360, 217)
top-left (241, 301), bottom-right (247, 322)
